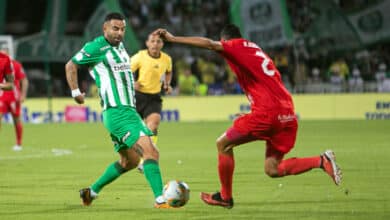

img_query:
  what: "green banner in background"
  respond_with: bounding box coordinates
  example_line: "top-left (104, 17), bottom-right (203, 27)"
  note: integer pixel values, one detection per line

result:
top-left (347, 0), bottom-right (390, 45)
top-left (15, 0), bottom-right (140, 62)
top-left (15, 32), bottom-right (84, 62)
top-left (15, 0), bottom-right (83, 62)
top-left (230, 0), bottom-right (293, 48)
top-left (43, 0), bottom-right (67, 36)
top-left (302, 0), bottom-right (363, 54)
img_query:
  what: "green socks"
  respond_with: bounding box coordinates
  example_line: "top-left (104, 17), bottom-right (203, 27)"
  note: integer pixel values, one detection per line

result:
top-left (143, 159), bottom-right (163, 198)
top-left (91, 161), bottom-right (126, 193)
top-left (90, 159), bottom-right (163, 199)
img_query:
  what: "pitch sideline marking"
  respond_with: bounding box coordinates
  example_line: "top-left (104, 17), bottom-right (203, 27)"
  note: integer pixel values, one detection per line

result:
top-left (0, 148), bottom-right (73, 160)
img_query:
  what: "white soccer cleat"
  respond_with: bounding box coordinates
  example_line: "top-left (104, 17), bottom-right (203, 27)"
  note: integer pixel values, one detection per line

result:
top-left (12, 145), bottom-right (23, 151)
top-left (137, 163), bottom-right (144, 173)
top-left (321, 150), bottom-right (342, 185)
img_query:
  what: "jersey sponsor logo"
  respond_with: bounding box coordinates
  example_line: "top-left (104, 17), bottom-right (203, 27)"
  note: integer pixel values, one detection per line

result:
top-left (100, 45), bottom-right (111, 51)
top-left (278, 114), bottom-right (296, 123)
top-left (113, 63), bottom-right (131, 73)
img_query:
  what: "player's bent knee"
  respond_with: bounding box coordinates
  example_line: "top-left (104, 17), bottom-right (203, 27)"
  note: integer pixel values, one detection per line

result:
top-left (143, 150), bottom-right (160, 161)
top-left (119, 159), bottom-right (136, 171)
top-left (216, 137), bottom-right (228, 152)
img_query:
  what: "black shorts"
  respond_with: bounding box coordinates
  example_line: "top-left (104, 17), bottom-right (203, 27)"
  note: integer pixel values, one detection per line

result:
top-left (135, 91), bottom-right (162, 119)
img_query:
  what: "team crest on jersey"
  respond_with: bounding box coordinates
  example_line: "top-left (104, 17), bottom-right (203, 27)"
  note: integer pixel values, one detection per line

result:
top-left (75, 52), bottom-right (83, 61)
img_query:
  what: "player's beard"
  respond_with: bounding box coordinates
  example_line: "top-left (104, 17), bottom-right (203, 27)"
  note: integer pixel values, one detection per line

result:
top-left (108, 35), bottom-right (122, 46)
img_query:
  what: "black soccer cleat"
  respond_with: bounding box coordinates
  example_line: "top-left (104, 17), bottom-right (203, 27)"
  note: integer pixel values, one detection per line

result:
top-left (79, 188), bottom-right (94, 206)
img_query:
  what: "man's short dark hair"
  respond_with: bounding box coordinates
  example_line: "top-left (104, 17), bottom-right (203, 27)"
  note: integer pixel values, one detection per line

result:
top-left (220, 24), bottom-right (242, 40)
top-left (104, 12), bottom-right (125, 22)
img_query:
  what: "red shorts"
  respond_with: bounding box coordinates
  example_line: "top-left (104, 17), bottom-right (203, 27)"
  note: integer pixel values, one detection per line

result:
top-left (226, 109), bottom-right (298, 160)
top-left (0, 98), bottom-right (22, 117)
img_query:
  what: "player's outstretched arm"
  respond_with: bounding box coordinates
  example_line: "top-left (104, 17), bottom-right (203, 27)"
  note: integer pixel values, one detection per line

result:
top-left (154, 29), bottom-right (223, 51)
top-left (65, 60), bottom-right (85, 104)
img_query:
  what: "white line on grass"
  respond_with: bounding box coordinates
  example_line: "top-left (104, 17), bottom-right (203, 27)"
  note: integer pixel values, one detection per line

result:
top-left (0, 148), bottom-right (73, 160)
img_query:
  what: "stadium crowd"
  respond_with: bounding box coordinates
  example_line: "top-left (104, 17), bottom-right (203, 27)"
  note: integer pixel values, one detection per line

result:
top-left (4, 0), bottom-right (390, 96)
top-left (117, 0), bottom-right (390, 96)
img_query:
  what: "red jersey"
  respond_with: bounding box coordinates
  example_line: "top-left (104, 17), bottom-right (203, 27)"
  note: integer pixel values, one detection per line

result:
top-left (220, 39), bottom-right (294, 112)
top-left (0, 52), bottom-right (13, 82)
top-left (0, 59), bottom-right (25, 100)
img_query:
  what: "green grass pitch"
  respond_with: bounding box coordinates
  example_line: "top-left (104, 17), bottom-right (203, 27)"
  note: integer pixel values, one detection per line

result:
top-left (0, 120), bottom-right (389, 219)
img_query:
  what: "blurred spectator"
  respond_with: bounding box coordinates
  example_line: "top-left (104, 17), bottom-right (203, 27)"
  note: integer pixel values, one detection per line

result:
top-left (348, 66), bottom-right (364, 92)
top-left (178, 68), bottom-right (199, 96)
top-left (190, 57), bottom-right (202, 84)
top-left (223, 63), bottom-right (242, 94)
top-left (329, 69), bottom-right (345, 93)
top-left (197, 55), bottom-right (217, 87)
top-left (209, 62), bottom-right (228, 95)
top-left (294, 61), bottom-right (308, 93)
top-left (309, 67), bottom-right (322, 83)
top-left (274, 47), bottom-right (294, 89)
top-left (375, 63), bottom-right (390, 92)
top-left (305, 67), bottom-right (325, 93)
top-left (328, 57), bottom-right (350, 80)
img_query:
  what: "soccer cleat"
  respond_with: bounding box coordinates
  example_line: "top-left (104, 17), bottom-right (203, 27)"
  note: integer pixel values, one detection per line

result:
top-left (12, 145), bottom-right (23, 151)
top-left (154, 202), bottom-right (173, 209)
top-left (79, 188), bottom-right (95, 206)
top-left (321, 150), bottom-right (342, 185)
top-left (200, 192), bottom-right (234, 209)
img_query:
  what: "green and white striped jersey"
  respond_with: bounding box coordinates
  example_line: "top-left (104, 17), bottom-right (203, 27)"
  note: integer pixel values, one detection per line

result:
top-left (72, 36), bottom-right (135, 110)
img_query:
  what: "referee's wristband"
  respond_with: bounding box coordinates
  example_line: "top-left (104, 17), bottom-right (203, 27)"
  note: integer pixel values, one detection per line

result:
top-left (71, 88), bottom-right (82, 98)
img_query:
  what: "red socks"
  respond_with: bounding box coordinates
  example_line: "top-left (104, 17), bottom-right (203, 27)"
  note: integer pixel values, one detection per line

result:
top-left (277, 156), bottom-right (321, 176)
top-left (218, 154), bottom-right (235, 200)
top-left (15, 121), bottom-right (23, 145)
top-left (218, 154), bottom-right (321, 199)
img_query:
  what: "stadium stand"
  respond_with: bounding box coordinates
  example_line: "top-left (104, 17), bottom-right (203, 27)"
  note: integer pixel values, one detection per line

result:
top-left (1, 0), bottom-right (389, 96)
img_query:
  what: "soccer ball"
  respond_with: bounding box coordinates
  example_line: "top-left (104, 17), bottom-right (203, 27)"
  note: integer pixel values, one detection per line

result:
top-left (163, 180), bottom-right (190, 207)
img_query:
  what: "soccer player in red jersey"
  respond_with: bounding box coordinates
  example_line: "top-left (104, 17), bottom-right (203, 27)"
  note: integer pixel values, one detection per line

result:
top-left (0, 47), bottom-right (28, 151)
top-left (154, 24), bottom-right (342, 209)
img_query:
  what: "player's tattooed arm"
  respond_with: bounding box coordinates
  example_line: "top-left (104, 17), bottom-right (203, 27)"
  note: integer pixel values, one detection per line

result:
top-left (65, 60), bottom-right (85, 104)
top-left (0, 74), bottom-right (14, 90)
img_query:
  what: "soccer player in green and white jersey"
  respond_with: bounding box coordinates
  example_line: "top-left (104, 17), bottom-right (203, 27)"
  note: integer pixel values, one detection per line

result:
top-left (65, 12), bottom-right (170, 208)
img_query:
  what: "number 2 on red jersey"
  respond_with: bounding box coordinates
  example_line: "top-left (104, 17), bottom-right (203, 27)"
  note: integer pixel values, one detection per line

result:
top-left (255, 51), bottom-right (275, 76)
